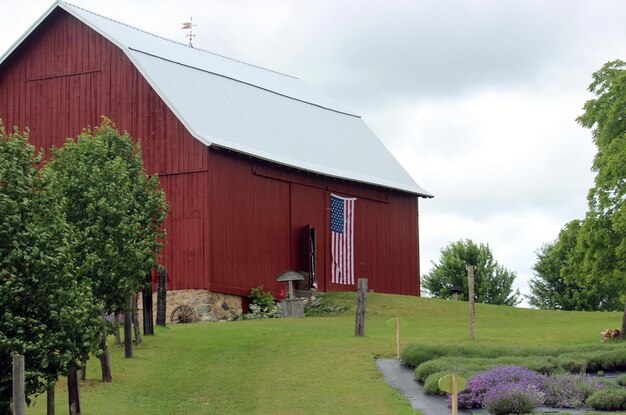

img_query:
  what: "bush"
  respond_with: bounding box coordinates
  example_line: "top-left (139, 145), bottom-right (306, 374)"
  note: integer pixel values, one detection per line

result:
top-left (457, 366), bottom-right (545, 409)
top-left (422, 371), bottom-right (450, 395)
top-left (401, 342), bottom-right (626, 369)
top-left (234, 285), bottom-right (280, 320)
top-left (249, 285), bottom-right (276, 311)
top-left (542, 375), bottom-right (605, 408)
top-left (586, 388), bottom-right (626, 410)
top-left (483, 384), bottom-right (543, 415)
top-left (617, 374), bottom-right (626, 387)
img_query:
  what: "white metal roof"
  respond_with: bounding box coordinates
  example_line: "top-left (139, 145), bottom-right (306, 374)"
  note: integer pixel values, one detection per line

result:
top-left (2, 1), bottom-right (432, 197)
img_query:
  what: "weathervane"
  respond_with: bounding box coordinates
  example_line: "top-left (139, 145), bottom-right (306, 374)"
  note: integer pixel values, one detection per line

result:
top-left (181, 18), bottom-right (196, 47)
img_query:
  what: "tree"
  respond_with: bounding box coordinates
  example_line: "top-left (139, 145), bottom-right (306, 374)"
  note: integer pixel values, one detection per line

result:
top-left (0, 122), bottom-right (100, 413)
top-left (422, 239), bottom-right (521, 306)
top-left (45, 119), bottom-right (168, 380)
top-left (575, 59), bottom-right (626, 335)
top-left (528, 220), bottom-right (621, 311)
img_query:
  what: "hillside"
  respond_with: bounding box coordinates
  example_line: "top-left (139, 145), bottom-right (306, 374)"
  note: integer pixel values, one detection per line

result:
top-left (29, 293), bottom-right (621, 414)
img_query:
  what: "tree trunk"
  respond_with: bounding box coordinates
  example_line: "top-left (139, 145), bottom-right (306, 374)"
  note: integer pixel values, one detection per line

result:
top-left (47, 380), bottom-right (55, 415)
top-left (621, 299), bottom-right (626, 340)
top-left (79, 357), bottom-right (86, 381)
top-left (124, 295), bottom-right (133, 358)
top-left (156, 268), bottom-right (167, 326)
top-left (99, 311), bottom-right (112, 383)
top-left (132, 292), bottom-right (142, 345)
top-left (143, 270), bottom-right (154, 335)
top-left (114, 314), bottom-right (121, 346)
top-left (67, 369), bottom-right (81, 415)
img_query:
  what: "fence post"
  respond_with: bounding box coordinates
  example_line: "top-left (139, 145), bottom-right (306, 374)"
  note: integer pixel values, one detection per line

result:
top-left (355, 278), bottom-right (368, 336)
top-left (467, 265), bottom-right (475, 340)
top-left (12, 354), bottom-right (25, 415)
top-left (156, 268), bottom-right (167, 326)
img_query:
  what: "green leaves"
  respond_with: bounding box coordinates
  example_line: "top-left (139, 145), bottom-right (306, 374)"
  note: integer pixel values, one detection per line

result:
top-left (422, 239), bottom-right (521, 306)
top-left (533, 60), bottom-right (626, 313)
top-left (0, 121), bottom-right (101, 410)
top-left (45, 119), bottom-right (168, 314)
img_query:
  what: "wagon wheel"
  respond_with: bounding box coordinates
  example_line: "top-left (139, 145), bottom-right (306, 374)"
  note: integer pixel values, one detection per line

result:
top-left (170, 305), bottom-right (196, 324)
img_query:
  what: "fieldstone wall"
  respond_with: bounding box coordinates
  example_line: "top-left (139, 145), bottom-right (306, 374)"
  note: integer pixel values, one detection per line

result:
top-left (138, 289), bottom-right (242, 324)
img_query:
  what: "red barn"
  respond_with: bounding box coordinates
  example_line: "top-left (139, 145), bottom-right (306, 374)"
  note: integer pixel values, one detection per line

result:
top-left (0, 2), bottom-right (432, 318)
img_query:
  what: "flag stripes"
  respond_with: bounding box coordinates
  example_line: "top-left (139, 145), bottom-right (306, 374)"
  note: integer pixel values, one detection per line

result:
top-left (330, 194), bottom-right (356, 285)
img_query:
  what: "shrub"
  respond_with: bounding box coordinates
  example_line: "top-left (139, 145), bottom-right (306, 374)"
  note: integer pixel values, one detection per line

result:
top-left (599, 348), bottom-right (626, 371)
top-left (422, 371), bottom-right (450, 395)
top-left (542, 375), bottom-right (605, 408)
top-left (483, 384), bottom-right (544, 415)
top-left (234, 285), bottom-right (280, 320)
top-left (401, 344), bottom-right (446, 368)
top-left (249, 285), bottom-right (276, 311)
top-left (586, 388), bottom-right (626, 410)
top-left (617, 374), bottom-right (626, 387)
top-left (457, 366), bottom-right (545, 409)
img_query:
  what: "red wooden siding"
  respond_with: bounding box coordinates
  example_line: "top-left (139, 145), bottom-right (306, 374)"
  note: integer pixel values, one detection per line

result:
top-left (213, 150), bottom-right (421, 296)
top-left (0, 9), bottom-right (422, 298)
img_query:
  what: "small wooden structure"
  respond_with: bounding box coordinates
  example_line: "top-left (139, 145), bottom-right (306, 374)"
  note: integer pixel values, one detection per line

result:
top-left (277, 271), bottom-right (305, 318)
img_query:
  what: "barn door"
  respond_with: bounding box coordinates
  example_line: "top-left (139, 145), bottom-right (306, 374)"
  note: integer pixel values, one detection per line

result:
top-left (290, 184), bottom-right (326, 292)
top-left (303, 225), bottom-right (317, 289)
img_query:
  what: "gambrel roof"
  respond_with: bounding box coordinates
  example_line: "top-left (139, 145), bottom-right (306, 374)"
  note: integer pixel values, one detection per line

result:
top-left (1, 1), bottom-right (432, 197)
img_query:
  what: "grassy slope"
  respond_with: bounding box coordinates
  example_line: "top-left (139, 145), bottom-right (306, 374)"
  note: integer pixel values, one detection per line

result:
top-left (28, 293), bottom-right (621, 414)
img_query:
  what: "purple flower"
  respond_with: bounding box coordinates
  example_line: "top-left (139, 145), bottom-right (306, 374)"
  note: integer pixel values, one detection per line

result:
top-left (457, 366), bottom-right (545, 409)
top-left (483, 384), bottom-right (544, 415)
top-left (542, 374), bottom-right (606, 408)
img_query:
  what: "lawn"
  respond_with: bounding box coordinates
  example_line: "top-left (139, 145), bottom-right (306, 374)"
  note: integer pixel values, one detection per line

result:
top-left (28, 293), bottom-right (621, 414)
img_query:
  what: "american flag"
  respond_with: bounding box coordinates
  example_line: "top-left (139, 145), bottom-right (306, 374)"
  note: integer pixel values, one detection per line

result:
top-left (330, 194), bottom-right (356, 285)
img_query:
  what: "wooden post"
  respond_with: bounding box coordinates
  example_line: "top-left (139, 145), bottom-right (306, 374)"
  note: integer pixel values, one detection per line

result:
top-left (124, 295), bottom-right (133, 358)
top-left (156, 268), bottom-right (167, 326)
top-left (355, 278), bottom-right (367, 336)
top-left (67, 368), bottom-right (80, 415)
top-left (12, 354), bottom-right (25, 415)
top-left (99, 311), bottom-right (112, 383)
top-left (467, 265), bottom-right (475, 340)
top-left (396, 317), bottom-right (400, 359)
top-left (143, 270), bottom-right (154, 335)
top-left (451, 374), bottom-right (458, 415)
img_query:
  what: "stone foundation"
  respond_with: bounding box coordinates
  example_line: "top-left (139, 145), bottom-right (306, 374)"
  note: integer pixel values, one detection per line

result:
top-left (138, 289), bottom-right (242, 324)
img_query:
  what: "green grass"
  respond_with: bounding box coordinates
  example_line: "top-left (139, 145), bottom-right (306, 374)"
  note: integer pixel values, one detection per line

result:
top-left (27, 293), bottom-right (622, 414)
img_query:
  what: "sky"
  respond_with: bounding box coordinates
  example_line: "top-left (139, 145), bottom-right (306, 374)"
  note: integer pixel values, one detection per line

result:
top-left (2, 1), bottom-right (626, 306)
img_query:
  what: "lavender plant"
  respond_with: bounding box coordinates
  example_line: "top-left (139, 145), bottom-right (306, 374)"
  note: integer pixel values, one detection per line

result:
top-left (542, 375), bottom-right (605, 408)
top-left (483, 384), bottom-right (544, 415)
top-left (457, 366), bottom-right (545, 409)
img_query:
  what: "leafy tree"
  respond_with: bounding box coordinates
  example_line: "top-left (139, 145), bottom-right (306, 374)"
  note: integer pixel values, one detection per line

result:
top-left (422, 239), bottom-right (521, 306)
top-left (528, 220), bottom-right (621, 311)
top-left (0, 122), bottom-right (100, 413)
top-left (575, 59), bottom-right (626, 334)
top-left (45, 119), bottom-right (168, 380)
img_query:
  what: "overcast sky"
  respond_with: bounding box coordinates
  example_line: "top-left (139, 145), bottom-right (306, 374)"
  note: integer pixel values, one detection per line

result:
top-left (3, 1), bottom-right (626, 306)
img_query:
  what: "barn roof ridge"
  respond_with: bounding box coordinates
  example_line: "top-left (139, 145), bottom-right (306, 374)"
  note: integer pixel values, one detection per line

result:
top-left (59, 1), bottom-right (301, 82)
top-left (129, 47), bottom-right (361, 119)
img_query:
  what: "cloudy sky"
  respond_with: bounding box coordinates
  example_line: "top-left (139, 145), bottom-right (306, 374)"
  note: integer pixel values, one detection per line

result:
top-left (3, 1), bottom-right (626, 306)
